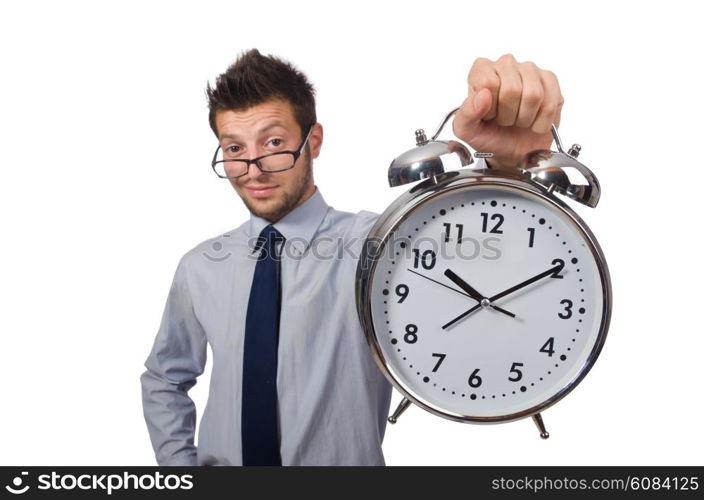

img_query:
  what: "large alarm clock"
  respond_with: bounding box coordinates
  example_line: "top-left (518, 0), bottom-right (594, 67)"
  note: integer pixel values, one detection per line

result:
top-left (355, 108), bottom-right (611, 438)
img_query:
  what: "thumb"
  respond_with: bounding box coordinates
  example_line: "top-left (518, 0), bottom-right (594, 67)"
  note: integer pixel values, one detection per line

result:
top-left (453, 88), bottom-right (492, 141)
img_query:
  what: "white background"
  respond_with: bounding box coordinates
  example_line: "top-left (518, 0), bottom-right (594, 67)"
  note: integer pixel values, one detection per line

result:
top-left (1, 0), bottom-right (702, 466)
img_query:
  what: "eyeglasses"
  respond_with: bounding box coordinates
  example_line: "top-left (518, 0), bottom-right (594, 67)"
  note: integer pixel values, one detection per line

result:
top-left (211, 126), bottom-right (313, 179)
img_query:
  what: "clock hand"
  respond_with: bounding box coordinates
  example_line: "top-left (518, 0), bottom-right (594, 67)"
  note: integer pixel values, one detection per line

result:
top-left (443, 269), bottom-right (484, 301)
top-left (485, 303), bottom-right (516, 318)
top-left (406, 269), bottom-right (472, 298)
top-left (409, 268), bottom-right (515, 321)
top-left (442, 265), bottom-right (560, 328)
top-left (444, 269), bottom-right (516, 318)
top-left (488, 264), bottom-right (562, 303)
top-left (442, 303), bottom-right (482, 330)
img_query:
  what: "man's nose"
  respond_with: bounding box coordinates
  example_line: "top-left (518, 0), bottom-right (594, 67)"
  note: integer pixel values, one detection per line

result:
top-left (247, 159), bottom-right (266, 180)
top-left (243, 144), bottom-right (267, 180)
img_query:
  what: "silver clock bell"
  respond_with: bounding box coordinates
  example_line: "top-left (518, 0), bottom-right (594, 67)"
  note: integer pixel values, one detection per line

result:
top-left (388, 107), bottom-right (601, 209)
top-left (388, 108), bottom-right (475, 187)
top-left (520, 125), bottom-right (600, 208)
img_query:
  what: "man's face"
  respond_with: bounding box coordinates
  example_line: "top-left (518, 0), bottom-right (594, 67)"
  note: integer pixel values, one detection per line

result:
top-left (214, 99), bottom-right (322, 222)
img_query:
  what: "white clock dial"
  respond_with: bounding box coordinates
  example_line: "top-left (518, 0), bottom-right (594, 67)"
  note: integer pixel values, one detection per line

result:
top-left (369, 184), bottom-right (608, 420)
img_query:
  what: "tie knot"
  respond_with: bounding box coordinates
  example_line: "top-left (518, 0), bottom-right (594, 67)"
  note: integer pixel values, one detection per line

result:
top-left (253, 224), bottom-right (286, 258)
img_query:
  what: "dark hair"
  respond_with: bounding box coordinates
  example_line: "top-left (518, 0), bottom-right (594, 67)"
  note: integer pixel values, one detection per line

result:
top-left (206, 49), bottom-right (316, 137)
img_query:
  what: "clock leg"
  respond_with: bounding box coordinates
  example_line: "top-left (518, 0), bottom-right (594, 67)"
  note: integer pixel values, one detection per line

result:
top-left (532, 412), bottom-right (550, 439)
top-left (388, 397), bottom-right (412, 424)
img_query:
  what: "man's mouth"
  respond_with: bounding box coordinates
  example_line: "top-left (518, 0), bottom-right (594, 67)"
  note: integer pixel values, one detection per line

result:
top-left (244, 185), bottom-right (278, 198)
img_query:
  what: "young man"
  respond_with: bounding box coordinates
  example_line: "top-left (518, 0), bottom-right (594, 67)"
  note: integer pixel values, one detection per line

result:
top-left (140, 50), bottom-right (563, 466)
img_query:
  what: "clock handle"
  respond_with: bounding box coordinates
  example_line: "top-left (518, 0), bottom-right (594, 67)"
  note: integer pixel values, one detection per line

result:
top-left (430, 107), bottom-right (460, 141)
top-left (433, 109), bottom-right (569, 162)
top-left (429, 107), bottom-right (491, 156)
top-left (432, 109), bottom-right (577, 168)
top-left (388, 397), bottom-right (412, 424)
top-left (532, 412), bottom-right (550, 439)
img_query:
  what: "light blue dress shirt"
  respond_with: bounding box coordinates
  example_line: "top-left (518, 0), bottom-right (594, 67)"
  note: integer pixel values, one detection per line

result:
top-left (140, 187), bottom-right (393, 465)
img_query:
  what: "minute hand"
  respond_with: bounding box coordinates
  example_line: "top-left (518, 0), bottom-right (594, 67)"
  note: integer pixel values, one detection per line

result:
top-left (489, 265), bottom-right (562, 302)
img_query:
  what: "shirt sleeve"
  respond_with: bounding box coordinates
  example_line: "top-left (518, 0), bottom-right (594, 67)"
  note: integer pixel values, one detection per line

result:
top-left (140, 255), bottom-right (207, 466)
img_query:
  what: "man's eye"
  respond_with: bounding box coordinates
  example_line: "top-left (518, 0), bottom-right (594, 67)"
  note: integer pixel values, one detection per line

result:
top-left (269, 138), bottom-right (283, 147)
top-left (227, 145), bottom-right (241, 153)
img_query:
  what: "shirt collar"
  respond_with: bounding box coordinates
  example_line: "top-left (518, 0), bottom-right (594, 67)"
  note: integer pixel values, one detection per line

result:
top-left (246, 187), bottom-right (329, 256)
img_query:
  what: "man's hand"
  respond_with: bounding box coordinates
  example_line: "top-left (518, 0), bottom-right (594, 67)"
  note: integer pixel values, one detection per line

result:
top-left (453, 54), bottom-right (564, 170)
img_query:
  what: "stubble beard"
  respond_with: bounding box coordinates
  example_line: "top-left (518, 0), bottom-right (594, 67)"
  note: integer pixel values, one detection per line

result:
top-left (235, 147), bottom-right (313, 222)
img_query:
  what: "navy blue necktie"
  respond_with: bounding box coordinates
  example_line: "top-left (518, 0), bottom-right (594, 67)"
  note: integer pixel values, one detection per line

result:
top-left (241, 224), bottom-right (285, 465)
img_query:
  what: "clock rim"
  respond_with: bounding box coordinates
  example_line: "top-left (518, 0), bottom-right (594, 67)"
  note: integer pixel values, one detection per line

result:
top-left (355, 170), bottom-right (612, 424)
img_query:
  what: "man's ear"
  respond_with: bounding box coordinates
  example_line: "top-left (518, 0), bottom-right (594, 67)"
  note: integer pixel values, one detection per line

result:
top-left (309, 122), bottom-right (323, 159)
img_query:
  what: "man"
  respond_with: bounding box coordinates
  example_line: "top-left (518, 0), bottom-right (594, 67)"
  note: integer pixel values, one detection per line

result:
top-left (140, 50), bottom-right (563, 466)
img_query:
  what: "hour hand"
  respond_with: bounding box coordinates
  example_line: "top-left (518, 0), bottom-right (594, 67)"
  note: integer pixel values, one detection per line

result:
top-left (444, 269), bottom-right (485, 302)
top-left (444, 269), bottom-right (516, 318)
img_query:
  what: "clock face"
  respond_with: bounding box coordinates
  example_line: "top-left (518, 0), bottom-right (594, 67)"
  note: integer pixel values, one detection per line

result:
top-left (368, 183), bottom-right (609, 420)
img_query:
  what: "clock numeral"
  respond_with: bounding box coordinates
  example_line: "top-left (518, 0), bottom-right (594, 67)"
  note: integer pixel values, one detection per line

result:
top-left (443, 223), bottom-right (464, 243)
top-left (404, 324), bottom-right (418, 344)
top-left (480, 212), bottom-right (504, 234)
top-left (540, 337), bottom-right (555, 357)
top-left (395, 284), bottom-right (409, 303)
top-left (412, 249), bottom-right (436, 270)
top-left (508, 362), bottom-right (524, 382)
top-left (550, 258), bottom-right (565, 279)
top-left (558, 299), bottom-right (573, 319)
top-left (431, 353), bottom-right (446, 373)
top-left (527, 227), bottom-right (536, 248)
top-left (467, 368), bottom-right (482, 388)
